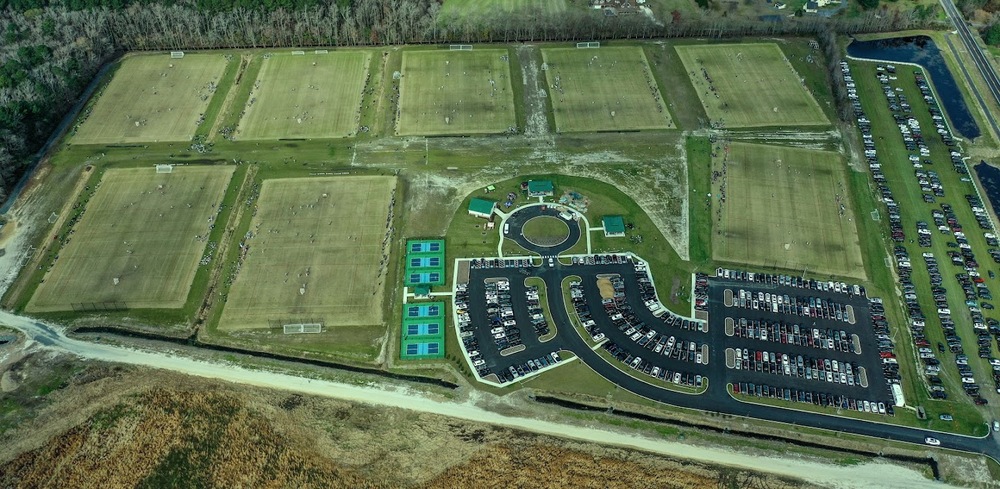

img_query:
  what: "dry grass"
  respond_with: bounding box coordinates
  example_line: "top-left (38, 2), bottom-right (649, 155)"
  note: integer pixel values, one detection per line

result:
top-left (27, 166), bottom-right (235, 312)
top-left (397, 49), bottom-right (516, 136)
top-left (237, 51), bottom-right (371, 140)
top-left (675, 43), bottom-right (828, 128)
top-left (218, 176), bottom-right (395, 331)
top-left (541, 47), bottom-right (673, 132)
top-left (74, 54), bottom-right (228, 144)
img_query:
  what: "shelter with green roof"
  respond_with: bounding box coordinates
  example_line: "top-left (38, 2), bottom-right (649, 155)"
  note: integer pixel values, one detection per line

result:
top-left (603, 215), bottom-right (626, 237)
top-left (405, 239), bottom-right (445, 286)
top-left (468, 197), bottom-right (496, 218)
top-left (527, 180), bottom-right (554, 197)
top-left (400, 301), bottom-right (445, 360)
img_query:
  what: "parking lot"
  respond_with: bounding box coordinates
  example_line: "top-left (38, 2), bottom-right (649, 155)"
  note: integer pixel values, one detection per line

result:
top-left (708, 270), bottom-right (897, 415)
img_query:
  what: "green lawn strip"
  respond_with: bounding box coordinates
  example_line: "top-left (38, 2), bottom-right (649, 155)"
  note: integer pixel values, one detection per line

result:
top-left (357, 48), bottom-right (387, 137)
top-left (687, 135), bottom-right (713, 264)
top-left (525, 276), bottom-right (558, 342)
top-left (380, 49), bottom-right (404, 136)
top-left (507, 45), bottom-right (527, 133)
top-left (850, 60), bottom-right (995, 428)
top-left (194, 56), bottom-right (240, 139)
top-left (780, 40), bottom-right (840, 124)
top-left (219, 55), bottom-right (263, 134)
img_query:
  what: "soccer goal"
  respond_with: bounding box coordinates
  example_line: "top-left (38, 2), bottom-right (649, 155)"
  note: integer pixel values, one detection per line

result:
top-left (170, 51), bottom-right (185, 59)
top-left (283, 323), bottom-right (322, 334)
top-left (576, 42), bottom-right (600, 49)
top-left (314, 49), bottom-right (329, 54)
top-left (156, 164), bottom-right (174, 174)
top-left (292, 50), bottom-right (306, 55)
top-left (449, 44), bottom-right (473, 51)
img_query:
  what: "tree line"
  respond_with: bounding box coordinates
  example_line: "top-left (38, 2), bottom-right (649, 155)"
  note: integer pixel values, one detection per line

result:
top-left (0, 1), bottom-right (940, 205)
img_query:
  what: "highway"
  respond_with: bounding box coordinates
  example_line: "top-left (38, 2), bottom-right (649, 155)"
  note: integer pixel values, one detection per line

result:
top-left (940, 0), bottom-right (1000, 138)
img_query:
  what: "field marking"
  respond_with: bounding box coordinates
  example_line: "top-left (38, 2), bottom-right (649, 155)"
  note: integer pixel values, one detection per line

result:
top-left (541, 46), bottom-right (673, 132)
top-left (74, 54), bottom-right (228, 144)
top-left (237, 51), bottom-right (371, 140)
top-left (218, 176), bottom-right (396, 331)
top-left (675, 43), bottom-right (828, 128)
top-left (711, 142), bottom-right (865, 279)
top-left (397, 49), bottom-right (516, 136)
top-left (27, 166), bottom-right (235, 311)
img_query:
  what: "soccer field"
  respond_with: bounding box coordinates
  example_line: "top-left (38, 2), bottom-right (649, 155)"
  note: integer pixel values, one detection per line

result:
top-left (676, 43), bottom-right (828, 128)
top-left (237, 51), bottom-right (371, 140)
top-left (541, 47), bottom-right (673, 132)
top-left (218, 176), bottom-right (396, 332)
top-left (712, 142), bottom-right (864, 279)
top-left (74, 54), bottom-right (229, 144)
top-left (439, 0), bottom-right (567, 19)
top-left (397, 49), bottom-right (516, 136)
top-left (27, 166), bottom-right (236, 312)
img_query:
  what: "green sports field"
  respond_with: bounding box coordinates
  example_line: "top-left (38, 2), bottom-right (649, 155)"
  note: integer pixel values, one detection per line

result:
top-left (676, 43), bottom-right (828, 128)
top-left (237, 51), bottom-right (371, 140)
top-left (27, 166), bottom-right (236, 312)
top-left (711, 142), bottom-right (864, 278)
top-left (397, 49), bottom-right (516, 136)
top-left (74, 54), bottom-right (228, 144)
top-left (542, 47), bottom-right (673, 132)
top-left (218, 176), bottom-right (396, 331)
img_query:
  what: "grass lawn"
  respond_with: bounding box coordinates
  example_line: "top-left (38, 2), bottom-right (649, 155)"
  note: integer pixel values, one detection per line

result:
top-left (27, 166), bottom-right (235, 312)
top-left (675, 43), bottom-right (828, 128)
top-left (541, 47), bottom-right (673, 133)
top-left (521, 215), bottom-right (570, 246)
top-left (74, 54), bottom-right (229, 144)
top-left (236, 51), bottom-right (370, 140)
top-left (439, 0), bottom-right (567, 19)
top-left (712, 142), bottom-right (865, 279)
top-left (397, 49), bottom-right (516, 136)
top-left (218, 176), bottom-right (395, 332)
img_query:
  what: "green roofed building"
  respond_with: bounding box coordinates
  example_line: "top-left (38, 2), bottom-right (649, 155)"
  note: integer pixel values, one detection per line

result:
top-left (468, 197), bottom-right (496, 218)
top-left (527, 180), bottom-right (554, 197)
top-left (400, 301), bottom-right (445, 360)
top-left (405, 239), bottom-right (445, 287)
top-left (603, 215), bottom-right (626, 237)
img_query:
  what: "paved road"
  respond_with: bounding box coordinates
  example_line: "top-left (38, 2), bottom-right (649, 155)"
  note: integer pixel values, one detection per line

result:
top-left (940, 0), bottom-right (1000, 139)
top-left (503, 205), bottom-right (582, 256)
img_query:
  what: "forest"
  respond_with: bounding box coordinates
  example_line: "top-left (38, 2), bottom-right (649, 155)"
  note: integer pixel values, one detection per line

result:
top-left (0, 0), bottom-right (935, 204)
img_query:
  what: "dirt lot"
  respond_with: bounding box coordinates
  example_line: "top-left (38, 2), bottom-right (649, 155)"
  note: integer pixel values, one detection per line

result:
top-left (0, 351), bottom-right (817, 488)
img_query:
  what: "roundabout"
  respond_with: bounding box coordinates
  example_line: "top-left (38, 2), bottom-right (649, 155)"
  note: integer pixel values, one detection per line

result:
top-left (503, 205), bottom-right (583, 256)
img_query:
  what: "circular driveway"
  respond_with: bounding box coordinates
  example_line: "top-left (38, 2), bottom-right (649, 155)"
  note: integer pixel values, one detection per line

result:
top-left (504, 205), bottom-right (582, 255)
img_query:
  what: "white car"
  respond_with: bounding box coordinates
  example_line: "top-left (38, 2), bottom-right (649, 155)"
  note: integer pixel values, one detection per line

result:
top-left (994, 421), bottom-right (1000, 433)
top-left (924, 437), bottom-right (941, 446)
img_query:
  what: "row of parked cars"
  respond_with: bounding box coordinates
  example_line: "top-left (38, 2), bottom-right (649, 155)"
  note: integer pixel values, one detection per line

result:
top-left (715, 268), bottom-right (867, 296)
top-left (455, 283), bottom-right (493, 380)
top-left (731, 318), bottom-right (855, 353)
top-left (523, 284), bottom-right (550, 337)
top-left (733, 382), bottom-right (893, 416)
top-left (469, 257), bottom-right (532, 269)
top-left (734, 348), bottom-right (861, 386)
top-left (603, 341), bottom-right (702, 388)
top-left (482, 279), bottom-right (522, 352)
top-left (496, 352), bottom-right (563, 384)
top-left (730, 289), bottom-right (853, 323)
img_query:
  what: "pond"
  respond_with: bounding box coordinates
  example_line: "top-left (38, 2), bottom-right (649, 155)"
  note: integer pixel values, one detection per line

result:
top-left (847, 35), bottom-right (980, 140)
top-left (974, 161), bottom-right (1000, 215)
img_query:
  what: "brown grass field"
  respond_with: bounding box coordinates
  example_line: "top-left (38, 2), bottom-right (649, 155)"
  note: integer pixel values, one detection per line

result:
top-left (397, 49), bottom-right (516, 136)
top-left (675, 43), bottom-right (828, 128)
top-left (73, 54), bottom-right (229, 144)
top-left (236, 51), bottom-right (371, 140)
top-left (218, 176), bottom-right (395, 333)
top-left (541, 47), bottom-right (673, 132)
top-left (711, 142), bottom-right (865, 279)
top-left (27, 166), bottom-right (235, 311)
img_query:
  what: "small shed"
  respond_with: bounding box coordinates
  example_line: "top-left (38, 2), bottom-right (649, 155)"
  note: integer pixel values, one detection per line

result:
top-left (468, 198), bottom-right (497, 218)
top-left (603, 215), bottom-right (626, 237)
top-left (527, 180), bottom-right (554, 197)
top-left (413, 284), bottom-right (431, 299)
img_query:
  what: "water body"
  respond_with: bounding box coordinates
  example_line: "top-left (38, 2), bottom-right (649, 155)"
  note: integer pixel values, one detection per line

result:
top-left (974, 161), bottom-right (1000, 214)
top-left (847, 35), bottom-right (981, 140)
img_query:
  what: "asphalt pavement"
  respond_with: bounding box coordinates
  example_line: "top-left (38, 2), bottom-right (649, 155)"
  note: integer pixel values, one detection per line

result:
top-left (940, 0), bottom-right (1000, 138)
